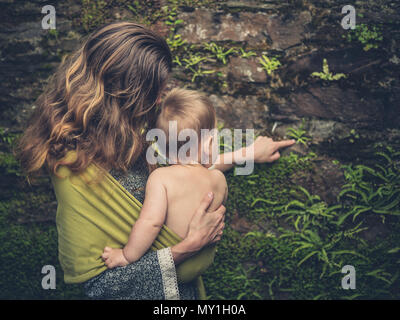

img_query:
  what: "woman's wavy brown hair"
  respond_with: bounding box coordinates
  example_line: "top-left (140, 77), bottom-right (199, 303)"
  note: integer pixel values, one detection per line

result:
top-left (17, 22), bottom-right (172, 178)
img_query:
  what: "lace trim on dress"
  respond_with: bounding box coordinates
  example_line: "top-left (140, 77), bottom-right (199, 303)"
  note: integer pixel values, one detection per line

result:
top-left (157, 247), bottom-right (180, 300)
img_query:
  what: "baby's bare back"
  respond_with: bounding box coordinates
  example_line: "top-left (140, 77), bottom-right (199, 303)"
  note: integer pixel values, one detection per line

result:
top-left (161, 164), bottom-right (228, 239)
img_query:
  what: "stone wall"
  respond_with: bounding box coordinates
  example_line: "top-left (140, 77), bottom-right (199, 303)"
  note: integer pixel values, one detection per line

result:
top-left (1, 0), bottom-right (399, 162)
top-left (172, 1), bottom-right (400, 161)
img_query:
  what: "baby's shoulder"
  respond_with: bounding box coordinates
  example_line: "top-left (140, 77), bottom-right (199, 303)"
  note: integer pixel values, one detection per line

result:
top-left (148, 166), bottom-right (174, 180)
top-left (146, 167), bottom-right (172, 187)
top-left (148, 165), bottom-right (187, 183)
top-left (209, 168), bottom-right (227, 182)
top-left (208, 169), bottom-right (228, 190)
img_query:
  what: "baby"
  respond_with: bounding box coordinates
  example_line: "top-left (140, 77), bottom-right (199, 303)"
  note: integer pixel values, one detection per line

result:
top-left (102, 88), bottom-right (227, 268)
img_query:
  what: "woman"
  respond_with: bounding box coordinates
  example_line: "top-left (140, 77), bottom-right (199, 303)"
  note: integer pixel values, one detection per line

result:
top-left (18, 22), bottom-right (294, 300)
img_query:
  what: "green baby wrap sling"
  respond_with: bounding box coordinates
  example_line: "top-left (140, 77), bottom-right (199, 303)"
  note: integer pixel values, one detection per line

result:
top-left (51, 151), bottom-right (215, 300)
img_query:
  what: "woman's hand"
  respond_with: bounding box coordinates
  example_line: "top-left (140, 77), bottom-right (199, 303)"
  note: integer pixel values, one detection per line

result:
top-left (185, 192), bottom-right (226, 249)
top-left (236, 136), bottom-right (296, 163)
top-left (171, 192), bottom-right (225, 264)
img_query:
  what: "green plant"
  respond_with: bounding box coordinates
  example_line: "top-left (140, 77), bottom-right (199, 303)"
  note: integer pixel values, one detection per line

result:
top-left (229, 264), bottom-right (262, 299)
top-left (189, 65), bottom-right (215, 82)
top-left (48, 29), bottom-right (59, 39)
top-left (166, 34), bottom-right (187, 51)
top-left (182, 52), bottom-right (208, 68)
top-left (336, 150), bottom-right (400, 225)
top-left (168, 0), bottom-right (216, 7)
top-left (311, 59), bottom-right (347, 81)
top-left (239, 48), bottom-right (256, 59)
top-left (165, 14), bottom-right (183, 31)
top-left (365, 269), bottom-right (393, 285)
top-left (259, 55), bottom-right (281, 75)
top-left (290, 228), bottom-right (368, 278)
top-left (0, 153), bottom-right (20, 176)
top-left (348, 129), bottom-right (360, 144)
top-left (81, 0), bottom-right (108, 32)
top-left (163, 1), bottom-right (183, 33)
top-left (203, 42), bottom-right (236, 65)
top-left (126, 1), bottom-right (161, 25)
top-left (181, 52), bottom-right (215, 82)
top-left (126, 1), bottom-right (141, 15)
top-left (286, 120), bottom-right (311, 146)
top-left (172, 55), bottom-right (182, 66)
top-left (0, 194), bottom-right (86, 299)
top-left (0, 128), bottom-right (21, 176)
top-left (345, 23), bottom-right (383, 51)
top-left (291, 229), bottom-right (332, 267)
top-left (280, 187), bottom-right (339, 231)
top-left (0, 128), bottom-right (18, 146)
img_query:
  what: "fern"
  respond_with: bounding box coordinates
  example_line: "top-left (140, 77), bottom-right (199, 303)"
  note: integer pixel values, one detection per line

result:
top-left (286, 120), bottom-right (311, 146)
top-left (259, 55), bottom-right (281, 75)
top-left (311, 59), bottom-right (347, 81)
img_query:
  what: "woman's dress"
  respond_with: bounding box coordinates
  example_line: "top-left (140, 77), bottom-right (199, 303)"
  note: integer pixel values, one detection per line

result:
top-left (82, 159), bottom-right (197, 300)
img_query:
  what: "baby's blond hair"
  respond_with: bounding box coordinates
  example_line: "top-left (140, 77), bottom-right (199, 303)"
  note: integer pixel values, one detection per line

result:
top-left (157, 88), bottom-right (216, 139)
top-left (156, 88), bottom-right (216, 162)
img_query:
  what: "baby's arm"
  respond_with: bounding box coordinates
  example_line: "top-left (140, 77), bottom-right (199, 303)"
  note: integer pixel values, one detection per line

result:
top-left (123, 169), bottom-right (168, 262)
top-left (102, 169), bottom-right (168, 268)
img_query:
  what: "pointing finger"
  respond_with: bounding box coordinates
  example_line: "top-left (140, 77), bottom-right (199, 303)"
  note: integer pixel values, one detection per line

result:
top-left (274, 139), bottom-right (296, 150)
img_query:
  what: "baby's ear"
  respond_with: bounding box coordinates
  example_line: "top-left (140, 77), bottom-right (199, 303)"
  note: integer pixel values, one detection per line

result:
top-left (202, 134), bottom-right (213, 155)
top-left (210, 128), bottom-right (220, 153)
